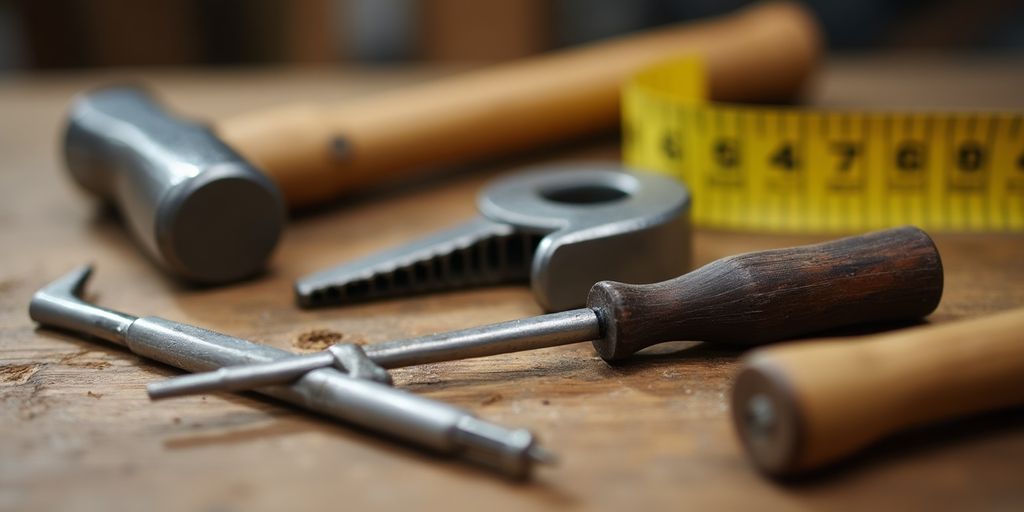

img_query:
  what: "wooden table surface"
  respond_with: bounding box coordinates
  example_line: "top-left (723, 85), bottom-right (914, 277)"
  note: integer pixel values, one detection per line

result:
top-left (2, 55), bottom-right (1023, 511)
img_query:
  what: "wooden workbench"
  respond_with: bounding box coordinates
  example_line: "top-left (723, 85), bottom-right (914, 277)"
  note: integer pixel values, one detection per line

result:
top-left (2, 56), bottom-right (1023, 511)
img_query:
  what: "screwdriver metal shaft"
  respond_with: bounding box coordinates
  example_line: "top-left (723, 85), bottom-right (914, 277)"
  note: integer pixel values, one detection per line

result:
top-left (148, 309), bottom-right (600, 398)
top-left (150, 227), bottom-right (945, 402)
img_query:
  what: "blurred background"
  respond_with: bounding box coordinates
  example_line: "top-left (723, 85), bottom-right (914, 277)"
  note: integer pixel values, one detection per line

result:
top-left (0, 0), bottom-right (1022, 71)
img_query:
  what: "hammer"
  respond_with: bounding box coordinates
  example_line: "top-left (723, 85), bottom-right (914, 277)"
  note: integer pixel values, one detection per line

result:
top-left (63, 2), bottom-right (820, 283)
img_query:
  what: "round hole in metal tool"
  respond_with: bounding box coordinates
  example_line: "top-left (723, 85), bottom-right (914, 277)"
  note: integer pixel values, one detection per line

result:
top-left (539, 184), bottom-right (629, 204)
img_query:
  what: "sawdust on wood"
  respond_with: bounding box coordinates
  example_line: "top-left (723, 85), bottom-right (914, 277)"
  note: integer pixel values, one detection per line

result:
top-left (58, 351), bottom-right (112, 370)
top-left (78, 361), bottom-right (111, 370)
top-left (0, 364), bottom-right (40, 385)
top-left (291, 329), bottom-right (365, 351)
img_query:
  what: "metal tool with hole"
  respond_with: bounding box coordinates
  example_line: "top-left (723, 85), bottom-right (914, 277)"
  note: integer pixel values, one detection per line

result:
top-left (295, 164), bottom-right (692, 311)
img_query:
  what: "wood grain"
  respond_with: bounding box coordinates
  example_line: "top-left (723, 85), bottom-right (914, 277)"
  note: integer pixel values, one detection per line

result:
top-left (0, 57), bottom-right (1023, 512)
top-left (588, 227), bottom-right (943, 360)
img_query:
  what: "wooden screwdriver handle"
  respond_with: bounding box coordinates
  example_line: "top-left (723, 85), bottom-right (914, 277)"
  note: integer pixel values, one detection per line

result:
top-left (214, 1), bottom-right (821, 207)
top-left (586, 227), bottom-right (944, 360)
top-left (731, 307), bottom-right (1024, 476)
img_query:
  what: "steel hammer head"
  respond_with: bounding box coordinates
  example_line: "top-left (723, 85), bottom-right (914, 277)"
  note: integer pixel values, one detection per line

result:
top-left (63, 87), bottom-right (285, 283)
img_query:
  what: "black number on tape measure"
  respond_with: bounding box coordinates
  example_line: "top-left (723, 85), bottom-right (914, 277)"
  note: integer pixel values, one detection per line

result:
top-left (1018, 152), bottom-right (1024, 171)
top-left (832, 142), bottom-right (860, 172)
top-left (770, 143), bottom-right (798, 171)
top-left (896, 142), bottom-right (925, 172)
top-left (661, 131), bottom-right (681, 160)
top-left (957, 142), bottom-right (985, 172)
top-left (714, 139), bottom-right (740, 168)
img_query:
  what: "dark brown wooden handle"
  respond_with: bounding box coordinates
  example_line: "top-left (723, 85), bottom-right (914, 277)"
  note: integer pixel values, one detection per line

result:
top-left (586, 226), bottom-right (944, 361)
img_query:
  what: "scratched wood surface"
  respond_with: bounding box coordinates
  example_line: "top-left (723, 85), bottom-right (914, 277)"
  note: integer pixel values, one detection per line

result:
top-left (2, 56), bottom-right (1023, 512)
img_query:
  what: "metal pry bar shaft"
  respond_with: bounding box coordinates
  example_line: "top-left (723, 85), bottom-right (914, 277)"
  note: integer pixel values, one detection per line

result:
top-left (28, 265), bottom-right (553, 478)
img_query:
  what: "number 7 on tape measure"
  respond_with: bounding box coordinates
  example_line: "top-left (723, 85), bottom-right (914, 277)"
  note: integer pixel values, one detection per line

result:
top-left (623, 58), bottom-right (1024, 232)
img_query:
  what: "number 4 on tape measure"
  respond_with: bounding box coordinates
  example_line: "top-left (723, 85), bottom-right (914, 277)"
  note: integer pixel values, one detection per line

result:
top-left (623, 58), bottom-right (1024, 232)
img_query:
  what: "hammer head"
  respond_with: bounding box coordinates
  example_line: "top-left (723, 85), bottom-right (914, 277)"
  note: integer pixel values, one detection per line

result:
top-left (63, 87), bottom-right (285, 283)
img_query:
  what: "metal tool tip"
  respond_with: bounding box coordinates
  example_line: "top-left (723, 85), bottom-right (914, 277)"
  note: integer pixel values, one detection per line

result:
top-left (145, 382), bottom-right (175, 400)
top-left (69, 263), bottom-right (95, 284)
top-left (29, 264), bottom-right (95, 323)
top-left (145, 370), bottom-right (229, 400)
top-left (527, 444), bottom-right (558, 466)
top-left (30, 263), bottom-right (139, 346)
top-left (39, 264), bottom-right (95, 300)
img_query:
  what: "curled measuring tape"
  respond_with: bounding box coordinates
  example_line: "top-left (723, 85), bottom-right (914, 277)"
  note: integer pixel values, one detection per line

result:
top-left (623, 58), bottom-right (1024, 232)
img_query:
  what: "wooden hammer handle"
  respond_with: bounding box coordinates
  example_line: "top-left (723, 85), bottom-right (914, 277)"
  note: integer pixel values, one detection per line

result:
top-left (731, 307), bottom-right (1024, 477)
top-left (215, 1), bottom-right (821, 207)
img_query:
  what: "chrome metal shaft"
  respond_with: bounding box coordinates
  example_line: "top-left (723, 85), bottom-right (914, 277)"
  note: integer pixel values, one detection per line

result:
top-left (147, 351), bottom-right (336, 399)
top-left (148, 309), bottom-right (601, 399)
top-left (366, 308), bottom-right (601, 368)
top-left (30, 266), bottom-right (552, 478)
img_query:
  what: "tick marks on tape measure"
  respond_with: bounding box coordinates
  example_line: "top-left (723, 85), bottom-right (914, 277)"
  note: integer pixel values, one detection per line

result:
top-left (770, 142), bottom-right (798, 171)
top-left (629, 74), bottom-right (1024, 231)
top-left (831, 142), bottom-right (861, 173)
top-left (895, 141), bottom-right (925, 172)
top-left (957, 141), bottom-right (985, 172)
top-left (714, 138), bottom-right (740, 168)
top-left (662, 130), bottom-right (682, 160)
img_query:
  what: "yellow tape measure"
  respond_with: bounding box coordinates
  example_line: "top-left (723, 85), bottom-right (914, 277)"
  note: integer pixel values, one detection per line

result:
top-left (623, 58), bottom-right (1024, 232)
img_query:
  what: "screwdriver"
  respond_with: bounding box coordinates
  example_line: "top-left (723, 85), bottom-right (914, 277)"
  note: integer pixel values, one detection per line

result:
top-left (149, 226), bottom-right (943, 399)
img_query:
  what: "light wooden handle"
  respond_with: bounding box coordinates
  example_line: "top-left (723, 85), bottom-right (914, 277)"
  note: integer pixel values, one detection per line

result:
top-left (215, 1), bottom-right (821, 207)
top-left (731, 307), bottom-right (1024, 477)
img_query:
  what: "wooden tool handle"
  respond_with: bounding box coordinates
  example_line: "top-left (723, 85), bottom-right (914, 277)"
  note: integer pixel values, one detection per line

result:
top-left (586, 227), bottom-right (943, 360)
top-left (215, 1), bottom-right (821, 207)
top-left (731, 308), bottom-right (1024, 476)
